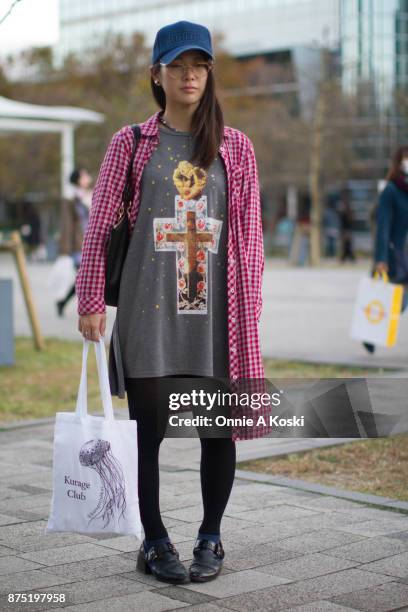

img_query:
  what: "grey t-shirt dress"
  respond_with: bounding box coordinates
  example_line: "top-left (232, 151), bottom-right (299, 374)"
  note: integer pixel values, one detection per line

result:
top-left (114, 123), bottom-right (229, 379)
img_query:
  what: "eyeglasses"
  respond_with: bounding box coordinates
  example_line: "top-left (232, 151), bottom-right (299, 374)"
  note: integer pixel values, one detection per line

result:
top-left (160, 61), bottom-right (213, 79)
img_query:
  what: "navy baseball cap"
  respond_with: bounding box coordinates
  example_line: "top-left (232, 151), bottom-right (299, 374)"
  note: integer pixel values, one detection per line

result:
top-left (152, 20), bottom-right (214, 65)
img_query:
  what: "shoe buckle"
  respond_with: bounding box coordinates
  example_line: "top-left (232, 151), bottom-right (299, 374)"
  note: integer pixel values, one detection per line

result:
top-left (146, 547), bottom-right (158, 562)
top-left (167, 542), bottom-right (179, 556)
top-left (215, 541), bottom-right (225, 558)
top-left (195, 538), bottom-right (223, 557)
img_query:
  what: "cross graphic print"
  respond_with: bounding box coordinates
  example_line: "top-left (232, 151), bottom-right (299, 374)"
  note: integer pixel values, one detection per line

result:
top-left (166, 210), bottom-right (213, 300)
top-left (153, 195), bottom-right (223, 313)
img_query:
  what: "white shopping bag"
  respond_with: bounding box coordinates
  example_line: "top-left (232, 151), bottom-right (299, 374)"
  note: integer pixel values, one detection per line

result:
top-left (47, 255), bottom-right (76, 300)
top-left (46, 338), bottom-right (142, 538)
top-left (350, 271), bottom-right (404, 347)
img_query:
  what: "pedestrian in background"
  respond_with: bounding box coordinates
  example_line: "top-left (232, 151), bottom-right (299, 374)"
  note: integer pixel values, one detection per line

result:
top-left (56, 168), bottom-right (93, 317)
top-left (338, 188), bottom-right (356, 263)
top-left (323, 195), bottom-right (340, 257)
top-left (20, 200), bottom-right (43, 261)
top-left (289, 194), bottom-right (311, 265)
top-left (363, 145), bottom-right (408, 354)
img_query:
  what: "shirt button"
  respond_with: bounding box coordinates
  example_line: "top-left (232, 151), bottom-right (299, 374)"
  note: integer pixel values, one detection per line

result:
top-left (229, 258), bottom-right (235, 265)
top-left (231, 346), bottom-right (237, 352)
top-left (231, 288), bottom-right (235, 293)
top-left (231, 317), bottom-right (236, 323)
top-left (232, 374), bottom-right (238, 380)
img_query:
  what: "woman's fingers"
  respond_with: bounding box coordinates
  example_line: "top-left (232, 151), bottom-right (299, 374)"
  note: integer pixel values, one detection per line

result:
top-left (90, 326), bottom-right (102, 342)
top-left (375, 261), bottom-right (388, 273)
top-left (78, 314), bottom-right (105, 342)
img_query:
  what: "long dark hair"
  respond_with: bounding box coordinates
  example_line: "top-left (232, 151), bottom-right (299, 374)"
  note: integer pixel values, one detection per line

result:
top-left (150, 60), bottom-right (224, 170)
top-left (386, 145), bottom-right (408, 181)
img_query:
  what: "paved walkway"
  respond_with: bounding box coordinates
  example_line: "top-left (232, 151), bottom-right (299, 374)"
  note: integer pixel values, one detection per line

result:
top-left (2, 255), bottom-right (408, 369)
top-left (0, 421), bottom-right (408, 611)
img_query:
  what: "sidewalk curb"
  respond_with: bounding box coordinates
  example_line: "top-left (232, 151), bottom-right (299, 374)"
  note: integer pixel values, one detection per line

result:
top-left (0, 416), bottom-right (56, 430)
top-left (0, 409), bottom-right (128, 431)
top-left (233, 468), bottom-right (408, 514)
top-left (263, 354), bottom-right (408, 372)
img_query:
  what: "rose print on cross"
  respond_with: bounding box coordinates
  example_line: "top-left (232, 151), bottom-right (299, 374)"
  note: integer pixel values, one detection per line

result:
top-left (153, 160), bottom-right (222, 314)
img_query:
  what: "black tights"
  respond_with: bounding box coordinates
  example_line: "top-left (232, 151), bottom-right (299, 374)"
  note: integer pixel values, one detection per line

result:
top-left (125, 376), bottom-right (236, 540)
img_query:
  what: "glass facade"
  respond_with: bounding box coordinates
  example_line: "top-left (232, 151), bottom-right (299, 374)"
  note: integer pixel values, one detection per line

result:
top-left (55, 0), bottom-right (340, 66)
top-left (341, 0), bottom-right (408, 111)
top-left (396, 0), bottom-right (408, 89)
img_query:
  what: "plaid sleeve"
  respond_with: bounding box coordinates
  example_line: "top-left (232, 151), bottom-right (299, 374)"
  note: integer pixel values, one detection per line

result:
top-left (75, 128), bottom-right (132, 315)
top-left (241, 137), bottom-right (265, 323)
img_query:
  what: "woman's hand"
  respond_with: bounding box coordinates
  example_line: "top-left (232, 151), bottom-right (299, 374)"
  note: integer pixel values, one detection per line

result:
top-left (374, 261), bottom-right (389, 274)
top-left (78, 313), bottom-right (106, 342)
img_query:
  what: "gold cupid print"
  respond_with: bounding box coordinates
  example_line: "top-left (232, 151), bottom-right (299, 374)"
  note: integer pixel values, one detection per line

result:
top-left (173, 161), bottom-right (207, 200)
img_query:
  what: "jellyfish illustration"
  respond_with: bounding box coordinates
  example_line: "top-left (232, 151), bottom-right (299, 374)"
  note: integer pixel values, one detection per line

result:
top-left (79, 439), bottom-right (126, 528)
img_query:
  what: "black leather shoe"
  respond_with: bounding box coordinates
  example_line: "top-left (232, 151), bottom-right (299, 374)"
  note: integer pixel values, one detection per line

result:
top-left (189, 538), bottom-right (225, 582)
top-left (136, 540), bottom-right (189, 584)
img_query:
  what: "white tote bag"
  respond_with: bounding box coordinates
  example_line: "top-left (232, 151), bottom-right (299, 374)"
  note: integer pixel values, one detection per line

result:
top-left (46, 338), bottom-right (142, 538)
top-left (350, 271), bottom-right (404, 347)
top-left (47, 255), bottom-right (77, 301)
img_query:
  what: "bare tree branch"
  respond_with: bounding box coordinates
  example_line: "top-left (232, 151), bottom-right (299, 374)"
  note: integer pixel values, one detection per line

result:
top-left (0, 0), bottom-right (23, 26)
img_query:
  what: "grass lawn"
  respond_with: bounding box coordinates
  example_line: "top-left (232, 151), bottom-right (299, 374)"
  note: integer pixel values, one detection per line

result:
top-left (238, 433), bottom-right (408, 502)
top-left (0, 337), bottom-right (128, 424)
top-left (0, 337), bottom-right (384, 424)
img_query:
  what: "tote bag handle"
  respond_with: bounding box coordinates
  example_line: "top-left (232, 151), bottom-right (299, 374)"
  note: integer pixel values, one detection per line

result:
top-left (373, 269), bottom-right (389, 283)
top-left (75, 338), bottom-right (115, 420)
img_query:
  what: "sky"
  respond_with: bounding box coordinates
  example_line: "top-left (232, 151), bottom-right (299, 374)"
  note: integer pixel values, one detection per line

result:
top-left (0, 0), bottom-right (59, 57)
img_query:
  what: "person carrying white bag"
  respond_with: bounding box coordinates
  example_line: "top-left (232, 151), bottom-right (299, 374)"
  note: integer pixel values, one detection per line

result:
top-left (360, 145), bottom-right (408, 354)
top-left (46, 337), bottom-right (142, 538)
top-left (73, 19), bottom-right (269, 587)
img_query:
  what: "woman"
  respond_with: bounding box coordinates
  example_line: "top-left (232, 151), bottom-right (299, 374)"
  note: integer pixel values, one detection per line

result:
top-left (57, 167), bottom-right (93, 316)
top-left (363, 145), bottom-right (408, 354)
top-left (76, 20), bottom-right (269, 584)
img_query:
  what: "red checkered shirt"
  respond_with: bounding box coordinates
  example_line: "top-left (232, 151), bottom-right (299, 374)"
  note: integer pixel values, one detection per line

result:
top-left (76, 110), bottom-right (272, 441)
